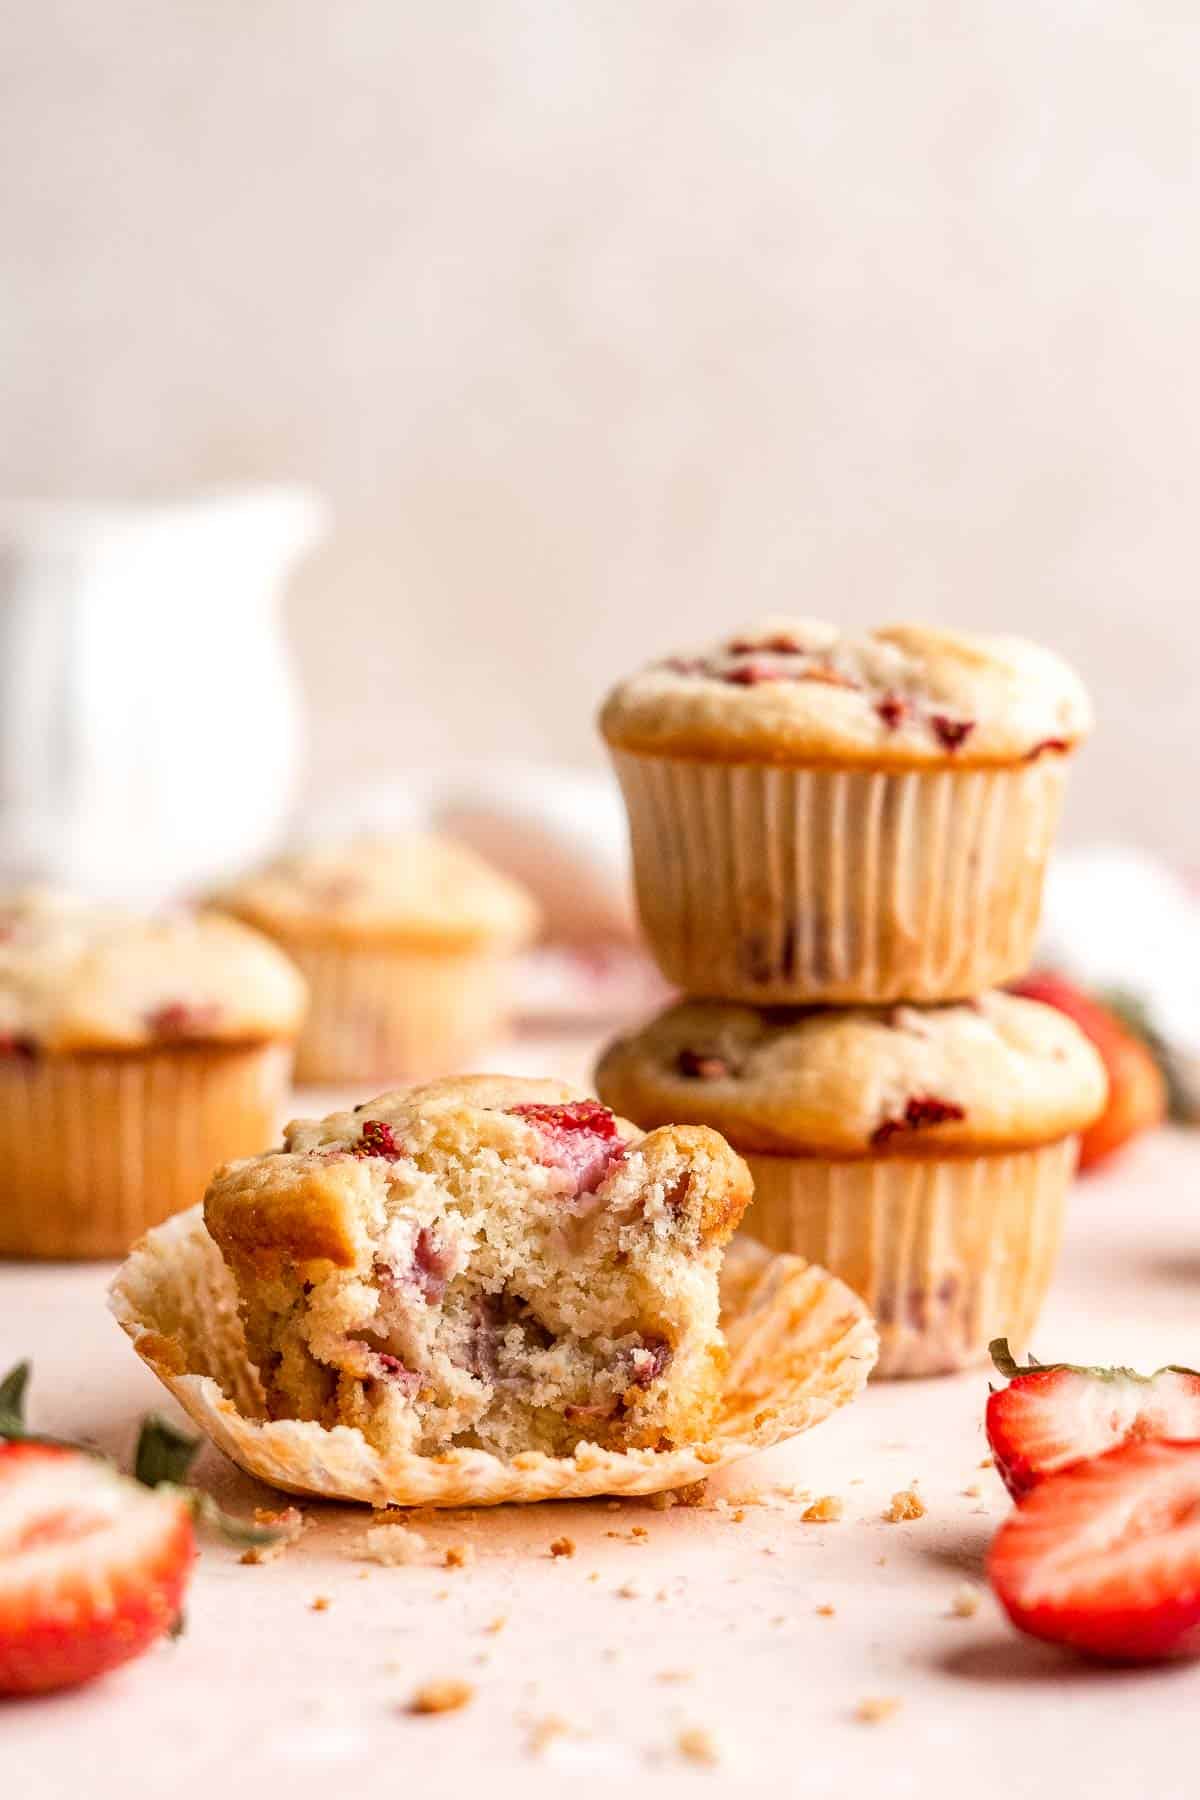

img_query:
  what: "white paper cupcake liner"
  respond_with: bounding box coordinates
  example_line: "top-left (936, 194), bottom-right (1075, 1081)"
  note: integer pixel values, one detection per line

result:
top-left (612, 750), bottom-right (1067, 1003)
top-left (742, 1138), bottom-right (1078, 1377)
top-left (0, 1042), bottom-right (293, 1259)
top-left (280, 942), bottom-right (518, 1085)
top-left (109, 1206), bottom-right (878, 1507)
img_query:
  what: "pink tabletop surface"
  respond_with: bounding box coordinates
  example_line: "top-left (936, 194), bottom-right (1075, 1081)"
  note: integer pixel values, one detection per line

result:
top-left (3, 1028), bottom-right (1197, 1800)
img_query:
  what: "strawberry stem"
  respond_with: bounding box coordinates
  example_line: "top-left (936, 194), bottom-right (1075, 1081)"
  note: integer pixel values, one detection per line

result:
top-left (1, 1361), bottom-right (287, 1549)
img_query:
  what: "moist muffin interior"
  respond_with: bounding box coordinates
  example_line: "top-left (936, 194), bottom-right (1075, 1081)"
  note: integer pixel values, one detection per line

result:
top-left (204, 1077), bottom-right (750, 1460)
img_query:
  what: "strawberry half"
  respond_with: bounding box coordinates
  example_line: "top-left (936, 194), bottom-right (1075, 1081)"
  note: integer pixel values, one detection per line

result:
top-left (0, 1442), bottom-right (195, 1695)
top-left (986, 1339), bottom-right (1200, 1500)
top-left (988, 1438), bottom-right (1200, 1662)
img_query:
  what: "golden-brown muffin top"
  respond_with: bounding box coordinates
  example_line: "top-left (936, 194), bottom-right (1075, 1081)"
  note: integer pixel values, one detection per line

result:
top-left (216, 835), bottom-right (540, 951)
top-left (595, 994), bottom-right (1108, 1157)
top-left (205, 1074), bottom-right (751, 1278)
top-left (599, 619), bottom-right (1091, 767)
top-left (0, 888), bottom-right (306, 1054)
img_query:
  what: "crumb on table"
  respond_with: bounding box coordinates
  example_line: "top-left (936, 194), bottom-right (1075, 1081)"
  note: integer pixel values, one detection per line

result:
top-left (802, 1496), bottom-right (844, 1523)
top-left (360, 1523), bottom-right (431, 1566)
top-left (309, 1595), bottom-right (332, 1612)
top-left (950, 1586), bottom-right (982, 1618)
top-left (526, 1715), bottom-right (572, 1756)
top-left (855, 1696), bottom-right (902, 1724)
top-left (409, 1679), bottom-right (474, 1715)
top-left (883, 1488), bottom-right (926, 1523)
top-left (549, 1535), bottom-right (576, 1558)
top-left (445, 1543), bottom-right (475, 1569)
top-left (676, 1725), bottom-right (720, 1765)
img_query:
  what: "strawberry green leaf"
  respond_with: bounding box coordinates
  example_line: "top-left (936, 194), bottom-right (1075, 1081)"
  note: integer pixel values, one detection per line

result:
top-left (989, 1338), bottom-right (1200, 1387)
top-left (133, 1414), bottom-right (202, 1490)
top-left (0, 1360), bottom-right (30, 1432)
top-left (164, 1486), bottom-right (286, 1548)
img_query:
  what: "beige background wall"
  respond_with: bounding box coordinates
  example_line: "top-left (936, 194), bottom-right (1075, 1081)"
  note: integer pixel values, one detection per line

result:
top-left (2, 3), bottom-right (1197, 856)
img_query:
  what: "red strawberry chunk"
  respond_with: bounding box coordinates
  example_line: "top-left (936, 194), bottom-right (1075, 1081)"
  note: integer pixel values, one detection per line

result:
top-left (0, 1443), bottom-right (194, 1696)
top-left (986, 1346), bottom-right (1200, 1500)
top-left (988, 1439), bottom-right (1200, 1662)
top-left (412, 1227), bottom-right (456, 1303)
top-left (929, 713), bottom-right (976, 752)
top-left (145, 1001), bottom-right (223, 1038)
top-left (870, 1093), bottom-right (965, 1148)
top-left (509, 1100), bottom-right (627, 1197)
top-left (355, 1119), bottom-right (404, 1161)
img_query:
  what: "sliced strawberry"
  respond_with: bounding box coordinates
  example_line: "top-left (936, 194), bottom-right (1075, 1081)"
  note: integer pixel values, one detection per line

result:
top-left (509, 1100), bottom-right (627, 1197)
top-left (1009, 971), bottom-right (1166, 1169)
top-left (986, 1340), bottom-right (1200, 1500)
top-left (988, 1439), bottom-right (1200, 1662)
top-left (0, 1442), bottom-right (195, 1695)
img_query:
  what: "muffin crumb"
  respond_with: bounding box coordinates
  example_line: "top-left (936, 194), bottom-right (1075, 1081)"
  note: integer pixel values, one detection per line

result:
top-left (950, 1586), bottom-right (982, 1618)
top-left (360, 1524), bottom-right (430, 1566)
top-left (445, 1543), bottom-right (475, 1569)
top-left (549, 1536), bottom-right (576, 1559)
top-left (677, 1725), bottom-right (720, 1766)
top-left (855, 1696), bottom-right (902, 1725)
top-left (240, 1505), bottom-right (305, 1564)
top-left (883, 1488), bottom-right (926, 1523)
top-left (408, 1679), bottom-right (474, 1715)
top-left (526, 1715), bottom-right (572, 1756)
top-left (309, 1594), bottom-right (332, 1612)
top-left (802, 1495), bottom-right (843, 1523)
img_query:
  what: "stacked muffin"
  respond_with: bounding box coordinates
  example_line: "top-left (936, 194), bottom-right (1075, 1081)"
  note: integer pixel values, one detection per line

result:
top-left (595, 619), bottom-right (1108, 1375)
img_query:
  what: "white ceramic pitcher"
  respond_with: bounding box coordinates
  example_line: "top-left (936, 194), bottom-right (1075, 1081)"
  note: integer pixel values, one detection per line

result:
top-left (0, 486), bottom-right (327, 904)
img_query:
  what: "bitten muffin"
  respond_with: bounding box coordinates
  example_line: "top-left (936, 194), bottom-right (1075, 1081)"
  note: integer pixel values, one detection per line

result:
top-left (215, 836), bottom-right (539, 1085)
top-left (204, 1075), bottom-right (751, 1458)
top-left (600, 619), bottom-right (1091, 1003)
top-left (596, 995), bottom-right (1107, 1377)
top-left (0, 891), bottom-right (306, 1258)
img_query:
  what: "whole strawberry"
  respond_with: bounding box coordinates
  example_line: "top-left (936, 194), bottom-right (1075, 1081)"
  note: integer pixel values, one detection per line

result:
top-left (1009, 971), bottom-right (1166, 1169)
top-left (986, 1339), bottom-right (1200, 1500)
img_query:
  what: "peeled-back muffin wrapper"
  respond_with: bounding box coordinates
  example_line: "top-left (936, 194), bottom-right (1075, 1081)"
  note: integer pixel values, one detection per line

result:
top-left (280, 940), bottom-right (517, 1085)
top-left (744, 1139), bottom-right (1077, 1378)
top-left (109, 1206), bottom-right (878, 1507)
top-left (0, 1043), bottom-right (293, 1261)
top-left (612, 749), bottom-right (1067, 1003)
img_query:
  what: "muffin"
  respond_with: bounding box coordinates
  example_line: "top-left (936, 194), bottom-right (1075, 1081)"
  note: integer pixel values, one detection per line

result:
top-left (0, 891), bottom-right (306, 1258)
top-left (596, 994), bottom-right (1107, 1376)
top-left (599, 619), bottom-right (1091, 1003)
top-left (204, 1075), bottom-right (752, 1458)
top-left (216, 836), bottom-right (539, 1085)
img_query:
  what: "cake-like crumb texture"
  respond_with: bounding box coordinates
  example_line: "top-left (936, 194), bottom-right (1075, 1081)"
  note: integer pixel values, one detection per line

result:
top-left (204, 1075), bottom-right (752, 1462)
top-left (595, 993), bottom-right (1108, 1157)
top-left (599, 618), bottom-right (1091, 768)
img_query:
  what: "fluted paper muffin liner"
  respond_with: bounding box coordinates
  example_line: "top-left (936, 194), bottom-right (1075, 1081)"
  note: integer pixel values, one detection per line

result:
top-left (743, 1138), bottom-right (1077, 1377)
top-left (109, 1206), bottom-right (877, 1507)
top-left (612, 750), bottom-right (1068, 1003)
top-left (280, 942), bottom-right (518, 1085)
top-left (0, 1042), bottom-right (293, 1260)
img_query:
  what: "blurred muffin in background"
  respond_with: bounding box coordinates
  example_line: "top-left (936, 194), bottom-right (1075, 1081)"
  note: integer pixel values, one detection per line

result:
top-left (215, 836), bottom-right (538, 1086)
top-left (436, 762), bottom-right (672, 1023)
top-left (0, 890), bottom-right (306, 1258)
